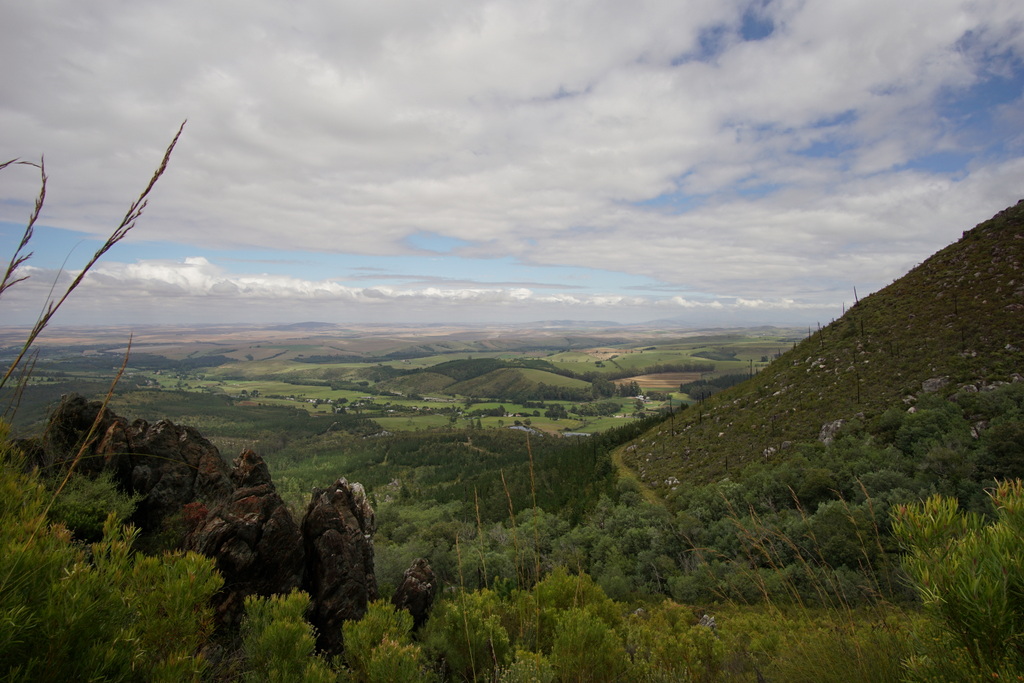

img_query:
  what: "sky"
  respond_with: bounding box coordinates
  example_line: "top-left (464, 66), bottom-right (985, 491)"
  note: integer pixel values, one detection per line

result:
top-left (1, 0), bottom-right (1022, 329)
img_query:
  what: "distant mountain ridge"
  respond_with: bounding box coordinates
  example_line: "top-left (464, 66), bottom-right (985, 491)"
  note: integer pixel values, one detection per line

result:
top-left (623, 199), bottom-right (1024, 489)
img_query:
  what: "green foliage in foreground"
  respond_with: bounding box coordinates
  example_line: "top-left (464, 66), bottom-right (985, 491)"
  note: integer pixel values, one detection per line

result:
top-left (241, 590), bottom-right (335, 683)
top-left (894, 479), bottom-right (1024, 677)
top-left (0, 440), bottom-right (223, 681)
top-left (342, 599), bottom-right (429, 682)
top-left (3, 416), bottom-right (1023, 680)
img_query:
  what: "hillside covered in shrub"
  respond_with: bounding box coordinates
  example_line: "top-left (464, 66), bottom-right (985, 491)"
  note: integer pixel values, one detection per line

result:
top-left (3, 200), bottom-right (1024, 680)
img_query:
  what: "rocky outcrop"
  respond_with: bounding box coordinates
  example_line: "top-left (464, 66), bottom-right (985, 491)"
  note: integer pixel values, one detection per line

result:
top-left (35, 394), bottom-right (384, 650)
top-left (35, 394), bottom-right (234, 530)
top-left (818, 419), bottom-right (845, 445)
top-left (37, 393), bottom-right (129, 477)
top-left (301, 478), bottom-right (379, 655)
top-left (125, 418), bottom-right (234, 529)
top-left (185, 450), bottom-right (305, 624)
top-left (391, 558), bottom-right (435, 630)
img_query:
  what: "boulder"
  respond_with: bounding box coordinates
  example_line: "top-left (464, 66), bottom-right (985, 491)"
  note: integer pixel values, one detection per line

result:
top-left (391, 558), bottom-right (435, 630)
top-left (125, 418), bottom-right (234, 529)
top-left (301, 478), bottom-right (379, 655)
top-left (818, 419), bottom-right (845, 445)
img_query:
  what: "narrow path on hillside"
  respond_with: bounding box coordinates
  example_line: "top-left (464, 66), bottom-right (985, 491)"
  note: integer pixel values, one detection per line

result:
top-left (610, 446), bottom-right (663, 506)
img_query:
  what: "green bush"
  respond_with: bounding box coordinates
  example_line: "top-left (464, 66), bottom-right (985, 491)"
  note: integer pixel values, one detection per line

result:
top-left (893, 479), bottom-right (1024, 674)
top-left (241, 590), bottom-right (335, 683)
top-left (497, 650), bottom-right (555, 683)
top-left (516, 566), bottom-right (619, 653)
top-left (0, 450), bottom-right (222, 682)
top-left (343, 598), bottom-right (428, 682)
top-left (46, 469), bottom-right (140, 543)
top-left (621, 601), bottom-right (725, 682)
top-left (362, 637), bottom-right (430, 683)
top-left (549, 607), bottom-right (628, 682)
top-left (423, 589), bottom-right (511, 681)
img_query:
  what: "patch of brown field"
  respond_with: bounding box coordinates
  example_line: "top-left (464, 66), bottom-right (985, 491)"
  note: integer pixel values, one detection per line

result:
top-left (614, 372), bottom-right (703, 389)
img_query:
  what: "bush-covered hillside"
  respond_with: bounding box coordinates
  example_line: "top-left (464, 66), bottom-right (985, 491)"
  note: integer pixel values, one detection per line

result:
top-left (622, 199), bottom-right (1024, 489)
top-left (4, 196), bottom-right (1024, 680)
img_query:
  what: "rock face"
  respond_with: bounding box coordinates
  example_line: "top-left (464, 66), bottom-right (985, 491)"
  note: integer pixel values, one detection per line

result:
top-left (35, 394), bottom-right (389, 650)
top-left (125, 418), bottom-right (235, 529)
top-left (36, 395), bottom-right (234, 530)
top-left (185, 450), bottom-right (305, 624)
top-left (301, 478), bottom-right (379, 655)
top-left (37, 393), bottom-right (130, 476)
top-left (391, 558), bottom-right (436, 630)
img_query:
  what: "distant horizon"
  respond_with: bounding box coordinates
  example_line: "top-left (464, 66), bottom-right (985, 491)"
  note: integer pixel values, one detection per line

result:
top-left (0, 316), bottom-right (821, 336)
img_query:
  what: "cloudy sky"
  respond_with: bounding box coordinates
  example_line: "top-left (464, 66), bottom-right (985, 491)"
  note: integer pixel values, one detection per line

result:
top-left (1, 0), bottom-right (1022, 328)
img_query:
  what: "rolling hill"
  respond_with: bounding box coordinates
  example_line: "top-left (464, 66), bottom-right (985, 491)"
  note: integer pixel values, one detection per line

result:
top-left (376, 357), bottom-right (594, 400)
top-left (622, 199), bottom-right (1024, 490)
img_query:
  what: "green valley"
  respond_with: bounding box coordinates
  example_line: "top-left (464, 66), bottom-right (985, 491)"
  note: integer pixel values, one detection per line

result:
top-left (3, 201), bottom-right (1024, 680)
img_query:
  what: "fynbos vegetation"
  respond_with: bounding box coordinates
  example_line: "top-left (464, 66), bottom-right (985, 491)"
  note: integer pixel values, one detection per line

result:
top-left (2, 144), bottom-right (1023, 680)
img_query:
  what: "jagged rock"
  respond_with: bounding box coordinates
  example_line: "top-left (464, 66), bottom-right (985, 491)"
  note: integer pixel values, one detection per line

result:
top-left (391, 558), bottom-right (436, 630)
top-left (185, 450), bottom-right (304, 624)
top-left (302, 478), bottom-right (378, 655)
top-left (123, 418), bottom-right (234, 530)
top-left (35, 395), bottom-right (384, 647)
top-left (31, 395), bottom-right (234, 530)
top-left (37, 393), bottom-right (128, 476)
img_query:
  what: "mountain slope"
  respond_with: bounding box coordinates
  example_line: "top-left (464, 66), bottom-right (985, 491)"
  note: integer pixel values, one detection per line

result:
top-left (623, 200), bottom-right (1024, 489)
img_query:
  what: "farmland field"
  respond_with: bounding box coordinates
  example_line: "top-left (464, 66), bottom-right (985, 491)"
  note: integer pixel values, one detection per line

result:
top-left (615, 372), bottom-right (704, 389)
top-left (1, 321), bottom-right (806, 437)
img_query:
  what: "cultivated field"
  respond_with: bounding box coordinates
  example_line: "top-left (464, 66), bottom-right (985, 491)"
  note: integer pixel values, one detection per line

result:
top-left (2, 321), bottom-right (806, 436)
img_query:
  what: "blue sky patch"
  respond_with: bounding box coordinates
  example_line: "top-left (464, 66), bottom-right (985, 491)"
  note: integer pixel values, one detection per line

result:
top-left (740, 5), bottom-right (774, 42)
top-left (405, 231), bottom-right (473, 254)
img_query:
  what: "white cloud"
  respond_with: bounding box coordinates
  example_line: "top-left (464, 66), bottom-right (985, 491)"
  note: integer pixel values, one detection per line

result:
top-left (0, 256), bottom-right (839, 326)
top-left (0, 0), bottom-right (1021, 326)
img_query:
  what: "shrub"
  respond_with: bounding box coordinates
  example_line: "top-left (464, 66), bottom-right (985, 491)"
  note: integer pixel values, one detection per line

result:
top-left (363, 637), bottom-right (430, 683)
top-left (893, 480), bottom-right (1024, 674)
top-left (423, 589), bottom-right (511, 681)
top-left (0, 460), bottom-right (222, 682)
top-left (621, 601), bottom-right (725, 682)
top-left (46, 470), bottom-right (140, 542)
top-left (516, 566), bottom-right (619, 653)
top-left (550, 607), bottom-right (628, 682)
top-left (241, 590), bottom-right (335, 683)
top-left (497, 650), bottom-right (555, 683)
top-left (343, 598), bottom-right (428, 682)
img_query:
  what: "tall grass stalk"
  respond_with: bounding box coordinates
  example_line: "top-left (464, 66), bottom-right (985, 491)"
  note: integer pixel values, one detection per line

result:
top-left (453, 531), bottom-right (479, 681)
top-left (474, 487), bottom-right (488, 588)
top-left (720, 487), bottom-right (912, 682)
top-left (1, 126), bottom-right (190, 677)
top-left (500, 469), bottom-right (524, 591)
top-left (526, 435), bottom-right (543, 649)
top-left (0, 121), bottom-right (185, 393)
